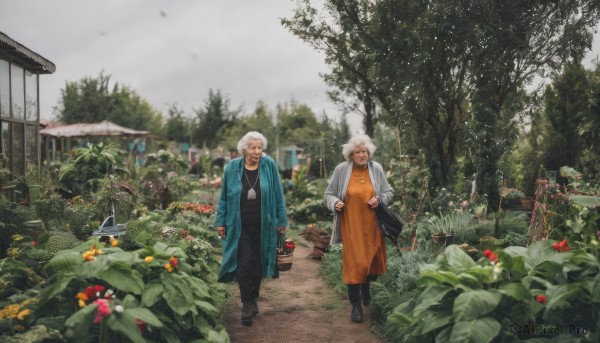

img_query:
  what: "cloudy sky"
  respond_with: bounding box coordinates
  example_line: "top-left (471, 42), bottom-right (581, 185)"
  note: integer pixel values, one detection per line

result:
top-left (2, 0), bottom-right (600, 136)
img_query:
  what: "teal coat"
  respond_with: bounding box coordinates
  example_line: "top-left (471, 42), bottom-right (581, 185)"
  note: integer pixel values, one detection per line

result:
top-left (215, 156), bottom-right (288, 282)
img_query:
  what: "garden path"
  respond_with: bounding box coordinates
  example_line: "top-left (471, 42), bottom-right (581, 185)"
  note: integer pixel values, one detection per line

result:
top-left (220, 238), bottom-right (385, 343)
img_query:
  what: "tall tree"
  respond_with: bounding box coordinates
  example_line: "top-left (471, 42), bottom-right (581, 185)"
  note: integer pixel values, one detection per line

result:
top-left (193, 89), bottom-right (238, 149)
top-left (164, 104), bottom-right (192, 143)
top-left (464, 0), bottom-right (600, 209)
top-left (55, 71), bottom-right (163, 134)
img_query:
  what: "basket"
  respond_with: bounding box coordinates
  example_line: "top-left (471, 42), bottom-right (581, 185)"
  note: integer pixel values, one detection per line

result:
top-left (276, 253), bottom-right (293, 271)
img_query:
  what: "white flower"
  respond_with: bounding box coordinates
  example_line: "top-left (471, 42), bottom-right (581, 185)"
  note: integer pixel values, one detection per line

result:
top-left (114, 305), bottom-right (124, 313)
top-left (492, 262), bottom-right (503, 281)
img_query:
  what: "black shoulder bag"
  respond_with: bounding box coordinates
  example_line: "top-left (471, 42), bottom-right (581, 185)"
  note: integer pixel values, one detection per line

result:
top-left (375, 202), bottom-right (404, 245)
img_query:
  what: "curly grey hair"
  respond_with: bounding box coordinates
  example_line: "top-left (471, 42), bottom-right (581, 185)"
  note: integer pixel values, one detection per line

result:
top-left (237, 131), bottom-right (268, 155)
top-left (342, 134), bottom-right (376, 161)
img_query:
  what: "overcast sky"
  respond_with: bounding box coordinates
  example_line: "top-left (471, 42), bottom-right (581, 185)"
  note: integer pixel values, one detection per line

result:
top-left (2, 0), bottom-right (600, 136)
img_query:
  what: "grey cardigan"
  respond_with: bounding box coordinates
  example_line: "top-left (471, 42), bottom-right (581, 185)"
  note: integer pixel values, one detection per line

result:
top-left (324, 160), bottom-right (393, 245)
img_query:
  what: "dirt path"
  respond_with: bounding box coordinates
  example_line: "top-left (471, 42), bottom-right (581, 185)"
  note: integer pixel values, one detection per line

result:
top-left (220, 239), bottom-right (385, 343)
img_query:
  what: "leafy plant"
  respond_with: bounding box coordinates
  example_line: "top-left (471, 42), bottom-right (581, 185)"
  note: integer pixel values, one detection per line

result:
top-left (385, 240), bottom-right (600, 342)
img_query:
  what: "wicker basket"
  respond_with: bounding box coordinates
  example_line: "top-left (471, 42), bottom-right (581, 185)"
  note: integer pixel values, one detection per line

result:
top-left (276, 253), bottom-right (293, 271)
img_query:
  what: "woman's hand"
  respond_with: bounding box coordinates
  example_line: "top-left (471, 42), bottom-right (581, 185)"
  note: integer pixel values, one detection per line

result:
top-left (335, 200), bottom-right (345, 212)
top-left (277, 226), bottom-right (287, 234)
top-left (216, 226), bottom-right (226, 238)
top-left (367, 196), bottom-right (380, 208)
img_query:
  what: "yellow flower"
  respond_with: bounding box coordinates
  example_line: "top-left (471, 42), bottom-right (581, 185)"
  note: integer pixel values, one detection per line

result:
top-left (165, 263), bottom-right (173, 273)
top-left (12, 234), bottom-right (25, 241)
top-left (111, 239), bottom-right (119, 247)
top-left (7, 247), bottom-right (20, 259)
top-left (78, 299), bottom-right (86, 308)
top-left (17, 309), bottom-right (31, 321)
top-left (144, 256), bottom-right (154, 263)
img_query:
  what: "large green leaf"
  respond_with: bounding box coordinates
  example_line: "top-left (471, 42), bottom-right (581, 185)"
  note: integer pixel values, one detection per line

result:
top-left (97, 261), bottom-right (144, 294)
top-left (44, 252), bottom-right (83, 273)
top-left (449, 316), bottom-right (501, 343)
top-left (545, 284), bottom-right (583, 311)
top-left (569, 195), bottom-right (600, 208)
top-left (413, 286), bottom-right (453, 316)
top-left (442, 245), bottom-right (476, 272)
top-left (64, 303), bottom-right (97, 341)
top-left (125, 308), bottom-right (163, 327)
top-left (142, 281), bottom-right (165, 307)
top-left (453, 290), bottom-right (502, 321)
top-left (523, 240), bottom-right (559, 272)
top-left (161, 272), bottom-right (197, 316)
top-left (194, 300), bottom-right (217, 316)
top-left (106, 312), bottom-right (145, 343)
top-left (189, 328), bottom-right (230, 343)
top-left (421, 313), bottom-right (453, 334)
top-left (37, 275), bottom-right (76, 307)
top-left (499, 282), bottom-right (531, 301)
top-left (420, 270), bottom-right (461, 287)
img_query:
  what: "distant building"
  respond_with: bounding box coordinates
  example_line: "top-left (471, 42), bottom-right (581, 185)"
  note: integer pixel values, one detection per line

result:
top-left (0, 31), bottom-right (55, 201)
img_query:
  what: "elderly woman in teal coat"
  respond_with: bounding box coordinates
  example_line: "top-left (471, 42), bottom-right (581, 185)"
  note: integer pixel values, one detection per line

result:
top-left (215, 131), bottom-right (288, 326)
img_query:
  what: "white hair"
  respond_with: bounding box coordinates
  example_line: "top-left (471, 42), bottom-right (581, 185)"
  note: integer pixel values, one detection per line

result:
top-left (237, 131), bottom-right (268, 155)
top-left (342, 134), bottom-right (376, 161)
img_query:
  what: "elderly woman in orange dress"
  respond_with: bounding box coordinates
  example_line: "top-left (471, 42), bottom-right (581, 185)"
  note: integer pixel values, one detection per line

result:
top-left (324, 134), bottom-right (393, 323)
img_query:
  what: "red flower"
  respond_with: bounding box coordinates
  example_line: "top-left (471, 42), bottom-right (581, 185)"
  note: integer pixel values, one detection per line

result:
top-left (535, 295), bottom-right (547, 304)
top-left (32, 241), bottom-right (38, 247)
top-left (84, 285), bottom-right (106, 301)
top-left (552, 239), bottom-right (570, 252)
top-left (483, 249), bottom-right (498, 263)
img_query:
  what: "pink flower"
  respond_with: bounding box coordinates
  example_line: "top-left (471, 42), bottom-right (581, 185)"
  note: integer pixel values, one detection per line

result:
top-left (93, 299), bottom-right (111, 324)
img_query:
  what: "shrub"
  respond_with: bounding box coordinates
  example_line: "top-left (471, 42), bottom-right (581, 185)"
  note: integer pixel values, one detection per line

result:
top-left (385, 240), bottom-right (600, 342)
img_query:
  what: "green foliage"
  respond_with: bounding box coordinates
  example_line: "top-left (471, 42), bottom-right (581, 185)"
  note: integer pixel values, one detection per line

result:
top-left (55, 71), bottom-right (164, 134)
top-left (193, 89), bottom-right (238, 149)
top-left (386, 241), bottom-right (600, 342)
top-left (320, 244), bottom-right (345, 296)
top-left (0, 258), bottom-right (44, 300)
top-left (28, 239), bottom-right (227, 342)
top-left (58, 143), bottom-right (128, 196)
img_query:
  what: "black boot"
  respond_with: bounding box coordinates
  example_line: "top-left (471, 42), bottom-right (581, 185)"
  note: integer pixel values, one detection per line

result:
top-left (347, 284), bottom-right (363, 323)
top-left (351, 302), bottom-right (363, 323)
top-left (361, 282), bottom-right (371, 306)
top-left (241, 302), bottom-right (253, 326)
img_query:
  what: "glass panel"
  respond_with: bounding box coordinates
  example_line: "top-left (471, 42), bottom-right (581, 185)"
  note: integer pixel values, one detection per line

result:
top-left (26, 124), bottom-right (37, 169)
top-left (13, 123), bottom-right (24, 175)
top-left (1, 121), bottom-right (11, 173)
top-left (0, 60), bottom-right (9, 117)
top-left (25, 71), bottom-right (38, 121)
top-left (11, 65), bottom-right (24, 120)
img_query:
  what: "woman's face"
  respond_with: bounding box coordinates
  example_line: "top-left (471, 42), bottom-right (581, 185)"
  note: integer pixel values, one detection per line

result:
top-left (244, 139), bottom-right (263, 165)
top-left (352, 144), bottom-right (369, 167)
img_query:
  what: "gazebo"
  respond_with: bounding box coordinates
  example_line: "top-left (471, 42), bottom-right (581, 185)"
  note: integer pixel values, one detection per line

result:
top-left (40, 120), bottom-right (152, 162)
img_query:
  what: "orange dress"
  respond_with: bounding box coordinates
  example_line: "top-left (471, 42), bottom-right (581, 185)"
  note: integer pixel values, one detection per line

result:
top-left (339, 165), bottom-right (387, 284)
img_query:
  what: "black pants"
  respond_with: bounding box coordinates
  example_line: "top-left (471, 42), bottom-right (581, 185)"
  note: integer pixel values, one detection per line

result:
top-left (236, 222), bottom-right (262, 303)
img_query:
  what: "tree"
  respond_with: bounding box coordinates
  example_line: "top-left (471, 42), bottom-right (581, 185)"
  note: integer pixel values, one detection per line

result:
top-left (193, 89), bottom-right (238, 149)
top-left (463, 0), bottom-right (600, 210)
top-left (221, 101), bottom-right (276, 153)
top-left (164, 105), bottom-right (192, 143)
top-left (55, 71), bottom-right (164, 134)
